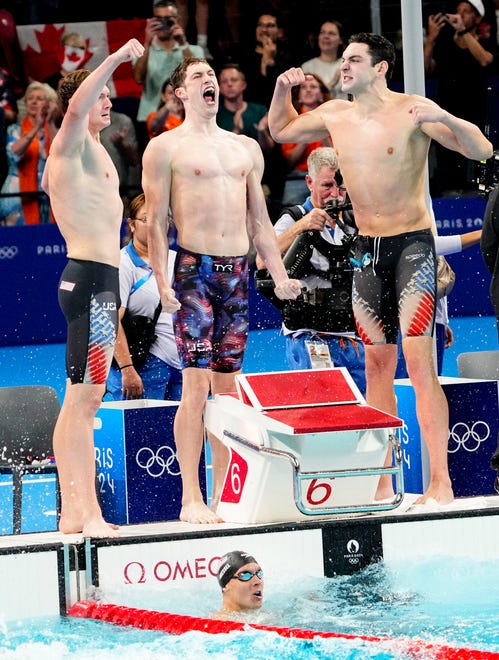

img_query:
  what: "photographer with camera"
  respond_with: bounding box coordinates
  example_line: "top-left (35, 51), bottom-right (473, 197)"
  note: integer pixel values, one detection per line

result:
top-left (256, 146), bottom-right (365, 394)
top-left (133, 0), bottom-right (203, 151)
top-left (481, 184), bottom-right (499, 489)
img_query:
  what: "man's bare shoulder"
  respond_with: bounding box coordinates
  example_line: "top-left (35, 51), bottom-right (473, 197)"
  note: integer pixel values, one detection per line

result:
top-left (150, 124), bottom-right (189, 147)
top-left (389, 90), bottom-right (422, 109)
top-left (236, 132), bottom-right (260, 151)
top-left (318, 98), bottom-right (352, 115)
top-left (143, 127), bottom-right (187, 163)
top-left (407, 92), bottom-right (426, 103)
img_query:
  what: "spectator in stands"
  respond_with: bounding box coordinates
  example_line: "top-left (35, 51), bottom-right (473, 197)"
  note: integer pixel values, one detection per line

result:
top-left (280, 74), bottom-right (332, 206)
top-left (133, 0), bottom-right (203, 151)
top-left (0, 66), bottom-right (18, 187)
top-left (0, 67), bottom-right (17, 125)
top-left (0, 9), bottom-right (28, 100)
top-left (217, 64), bottom-right (270, 145)
top-left (100, 109), bottom-right (141, 200)
top-left (146, 78), bottom-right (185, 139)
top-left (300, 20), bottom-right (348, 99)
top-left (106, 193), bottom-right (182, 401)
top-left (44, 31), bottom-right (91, 92)
top-left (237, 11), bottom-right (294, 109)
top-left (176, 0), bottom-right (241, 64)
top-left (424, 0), bottom-right (495, 195)
top-left (216, 64), bottom-right (278, 206)
top-left (0, 81), bottom-right (58, 225)
top-left (176, 0), bottom-right (212, 59)
top-left (212, 550), bottom-right (264, 621)
top-left (215, 0), bottom-right (240, 63)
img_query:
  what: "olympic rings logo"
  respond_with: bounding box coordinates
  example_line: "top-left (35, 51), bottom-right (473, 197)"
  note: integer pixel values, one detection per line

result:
top-left (135, 445), bottom-right (180, 478)
top-left (0, 246), bottom-right (18, 259)
top-left (448, 421), bottom-right (490, 454)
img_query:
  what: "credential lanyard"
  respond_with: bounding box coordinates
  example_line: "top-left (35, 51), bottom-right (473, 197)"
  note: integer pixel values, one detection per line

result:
top-left (125, 241), bottom-right (153, 295)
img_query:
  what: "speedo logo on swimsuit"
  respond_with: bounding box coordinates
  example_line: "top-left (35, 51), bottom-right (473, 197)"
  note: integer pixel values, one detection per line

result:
top-left (213, 263), bottom-right (234, 272)
top-left (405, 253), bottom-right (425, 262)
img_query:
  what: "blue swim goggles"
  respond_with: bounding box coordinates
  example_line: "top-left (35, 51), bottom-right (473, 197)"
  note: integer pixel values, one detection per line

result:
top-left (232, 569), bottom-right (264, 582)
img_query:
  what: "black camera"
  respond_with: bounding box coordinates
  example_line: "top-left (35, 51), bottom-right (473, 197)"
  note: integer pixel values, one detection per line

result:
top-left (323, 199), bottom-right (353, 219)
top-left (323, 199), bottom-right (357, 244)
top-left (474, 150), bottom-right (499, 198)
top-left (158, 17), bottom-right (175, 29)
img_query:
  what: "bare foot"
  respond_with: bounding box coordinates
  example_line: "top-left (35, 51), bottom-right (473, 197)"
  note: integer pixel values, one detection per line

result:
top-left (59, 516), bottom-right (119, 535)
top-left (414, 480), bottom-right (454, 505)
top-left (82, 518), bottom-right (120, 538)
top-left (180, 502), bottom-right (223, 524)
top-left (374, 473), bottom-right (395, 501)
top-left (59, 513), bottom-right (83, 535)
top-left (374, 486), bottom-right (395, 501)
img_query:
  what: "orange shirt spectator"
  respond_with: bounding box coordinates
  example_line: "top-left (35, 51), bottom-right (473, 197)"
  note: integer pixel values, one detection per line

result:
top-left (281, 74), bottom-right (331, 205)
top-left (146, 78), bottom-right (184, 139)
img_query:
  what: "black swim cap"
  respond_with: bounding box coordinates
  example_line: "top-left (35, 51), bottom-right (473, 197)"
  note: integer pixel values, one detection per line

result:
top-left (217, 550), bottom-right (257, 589)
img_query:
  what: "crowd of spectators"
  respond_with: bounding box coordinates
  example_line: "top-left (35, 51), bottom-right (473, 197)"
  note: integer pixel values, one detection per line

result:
top-left (1, 0), bottom-right (499, 224)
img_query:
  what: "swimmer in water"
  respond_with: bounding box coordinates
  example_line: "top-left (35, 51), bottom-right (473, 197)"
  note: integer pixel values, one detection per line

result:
top-left (212, 550), bottom-right (264, 620)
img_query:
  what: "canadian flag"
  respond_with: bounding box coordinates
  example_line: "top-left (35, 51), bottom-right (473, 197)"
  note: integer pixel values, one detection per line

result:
top-left (16, 19), bottom-right (146, 98)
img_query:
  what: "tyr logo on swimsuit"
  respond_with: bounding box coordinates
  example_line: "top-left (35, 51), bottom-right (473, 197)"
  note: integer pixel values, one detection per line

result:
top-left (213, 263), bottom-right (234, 272)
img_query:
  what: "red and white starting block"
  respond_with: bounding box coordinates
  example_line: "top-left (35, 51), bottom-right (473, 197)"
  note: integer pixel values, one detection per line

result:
top-left (204, 368), bottom-right (404, 524)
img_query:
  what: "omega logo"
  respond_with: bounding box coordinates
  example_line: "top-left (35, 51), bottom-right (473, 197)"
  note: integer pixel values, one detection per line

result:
top-left (123, 556), bottom-right (221, 584)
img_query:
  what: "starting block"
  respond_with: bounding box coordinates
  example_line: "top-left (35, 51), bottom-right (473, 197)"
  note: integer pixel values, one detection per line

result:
top-left (204, 368), bottom-right (404, 524)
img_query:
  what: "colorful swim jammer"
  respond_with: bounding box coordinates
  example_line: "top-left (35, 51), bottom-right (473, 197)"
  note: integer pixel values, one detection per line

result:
top-left (173, 248), bottom-right (249, 372)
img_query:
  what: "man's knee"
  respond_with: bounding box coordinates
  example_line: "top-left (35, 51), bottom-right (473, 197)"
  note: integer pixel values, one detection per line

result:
top-left (365, 345), bottom-right (397, 378)
top-left (403, 337), bottom-right (437, 383)
top-left (66, 383), bottom-right (104, 417)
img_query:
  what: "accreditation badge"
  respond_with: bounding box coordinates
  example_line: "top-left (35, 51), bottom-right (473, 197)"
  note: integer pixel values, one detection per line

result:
top-left (305, 339), bottom-right (333, 369)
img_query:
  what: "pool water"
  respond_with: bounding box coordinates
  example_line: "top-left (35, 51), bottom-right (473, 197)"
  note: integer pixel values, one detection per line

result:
top-left (0, 618), bottom-right (420, 660)
top-left (1, 557), bottom-right (498, 659)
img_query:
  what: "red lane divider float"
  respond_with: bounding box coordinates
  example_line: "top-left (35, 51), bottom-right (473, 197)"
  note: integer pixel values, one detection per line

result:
top-left (68, 600), bottom-right (499, 660)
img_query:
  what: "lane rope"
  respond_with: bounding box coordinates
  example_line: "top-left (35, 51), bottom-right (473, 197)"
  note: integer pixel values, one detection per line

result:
top-left (68, 600), bottom-right (499, 659)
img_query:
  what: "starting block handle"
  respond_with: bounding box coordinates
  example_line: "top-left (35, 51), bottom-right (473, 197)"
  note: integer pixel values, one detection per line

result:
top-left (289, 434), bottom-right (405, 516)
top-left (222, 430), bottom-right (405, 518)
top-left (293, 466), bottom-right (404, 516)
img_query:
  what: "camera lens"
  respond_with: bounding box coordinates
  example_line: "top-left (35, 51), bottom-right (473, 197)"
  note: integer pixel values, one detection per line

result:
top-left (160, 17), bottom-right (175, 29)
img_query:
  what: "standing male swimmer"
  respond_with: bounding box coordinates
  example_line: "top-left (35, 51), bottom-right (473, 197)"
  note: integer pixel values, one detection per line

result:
top-left (42, 38), bottom-right (145, 537)
top-left (268, 32), bottom-right (492, 505)
top-left (142, 57), bottom-right (301, 524)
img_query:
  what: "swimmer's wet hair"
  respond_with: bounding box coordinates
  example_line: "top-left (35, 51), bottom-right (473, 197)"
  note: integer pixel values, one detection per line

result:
top-left (58, 69), bottom-right (91, 114)
top-left (170, 57), bottom-right (209, 91)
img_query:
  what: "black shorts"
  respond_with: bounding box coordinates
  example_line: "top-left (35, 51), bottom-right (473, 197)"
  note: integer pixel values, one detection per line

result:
top-left (58, 259), bottom-right (119, 384)
top-left (352, 229), bottom-right (436, 345)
